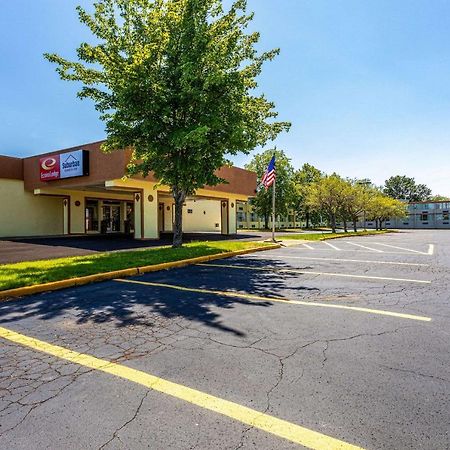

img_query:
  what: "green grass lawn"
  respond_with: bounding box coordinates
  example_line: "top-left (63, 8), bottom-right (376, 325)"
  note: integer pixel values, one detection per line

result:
top-left (279, 230), bottom-right (393, 241)
top-left (0, 241), bottom-right (270, 291)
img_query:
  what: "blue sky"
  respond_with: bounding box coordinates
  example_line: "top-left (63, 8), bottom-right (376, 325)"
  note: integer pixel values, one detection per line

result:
top-left (1, 1), bottom-right (449, 195)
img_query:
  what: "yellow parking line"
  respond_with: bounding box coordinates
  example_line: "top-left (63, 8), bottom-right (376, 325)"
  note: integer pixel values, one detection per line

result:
top-left (115, 279), bottom-right (432, 322)
top-left (198, 263), bottom-right (431, 284)
top-left (0, 326), bottom-right (363, 450)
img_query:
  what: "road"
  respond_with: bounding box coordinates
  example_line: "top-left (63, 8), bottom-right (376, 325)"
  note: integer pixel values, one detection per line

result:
top-left (0, 230), bottom-right (449, 449)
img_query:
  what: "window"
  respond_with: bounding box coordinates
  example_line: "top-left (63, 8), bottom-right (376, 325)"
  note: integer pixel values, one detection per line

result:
top-left (187, 209), bottom-right (193, 214)
top-left (420, 212), bottom-right (428, 221)
top-left (443, 211), bottom-right (449, 221)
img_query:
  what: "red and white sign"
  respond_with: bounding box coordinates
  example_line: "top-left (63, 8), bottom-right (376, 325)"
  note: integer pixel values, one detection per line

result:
top-left (39, 155), bottom-right (61, 181)
top-left (40, 150), bottom-right (89, 181)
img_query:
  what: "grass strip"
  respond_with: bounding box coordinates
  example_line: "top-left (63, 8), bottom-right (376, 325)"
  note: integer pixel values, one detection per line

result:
top-left (279, 230), bottom-right (394, 241)
top-left (0, 241), bottom-right (270, 291)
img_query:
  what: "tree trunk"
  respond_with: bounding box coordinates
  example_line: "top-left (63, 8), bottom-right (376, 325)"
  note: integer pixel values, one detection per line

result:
top-left (343, 219), bottom-right (348, 233)
top-left (172, 187), bottom-right (186, 248)
top-left (353, 217), bottom-right (357, 232)
top-left (306, 211), bottom-right (310, 229)
top-left (264, 214), bottom-right (269, 230)
top-left (331, 214), bottom-right (336, 233)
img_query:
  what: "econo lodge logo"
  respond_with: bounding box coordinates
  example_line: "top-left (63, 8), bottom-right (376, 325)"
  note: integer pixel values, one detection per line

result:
top-left (41, 157), bottom-right (57, 171)
top-left (39, 154), bottom-right (61, 181)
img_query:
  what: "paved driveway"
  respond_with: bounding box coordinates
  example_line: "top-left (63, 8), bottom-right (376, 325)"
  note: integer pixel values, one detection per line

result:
top-left (0, 230), bottom-right (448, 449)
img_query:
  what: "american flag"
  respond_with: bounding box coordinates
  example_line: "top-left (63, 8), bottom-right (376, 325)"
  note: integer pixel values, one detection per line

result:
top-left (261, 155), bottom-right (276, 189)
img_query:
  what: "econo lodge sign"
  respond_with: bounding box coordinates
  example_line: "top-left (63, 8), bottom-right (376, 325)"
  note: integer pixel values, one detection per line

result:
top-left (40, 150), bottom-right (89, 181)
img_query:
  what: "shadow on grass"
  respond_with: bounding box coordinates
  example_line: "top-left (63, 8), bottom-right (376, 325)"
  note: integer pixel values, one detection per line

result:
top-left (0, 244), bottom-right (259, 291)
top-left (0, 256), bottom-right (318, 337)
top-left (4, 232), bottom-right (258, 252)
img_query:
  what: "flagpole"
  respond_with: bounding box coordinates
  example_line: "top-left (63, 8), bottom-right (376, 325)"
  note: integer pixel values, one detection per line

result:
top-left (272, 176), bottom-right (276, 242)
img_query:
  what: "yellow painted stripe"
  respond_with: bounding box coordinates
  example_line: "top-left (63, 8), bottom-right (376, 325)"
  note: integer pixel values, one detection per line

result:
top-left (197, 262), bottom-right (431, 284)
top-left (115, 279), bottom-right (432, 322)
top-left (0, 326), bottom-right (363, 450)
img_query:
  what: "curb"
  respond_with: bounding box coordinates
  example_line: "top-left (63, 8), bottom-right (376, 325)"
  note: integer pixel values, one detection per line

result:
top-left (0, 244), bottom-right (280, 302)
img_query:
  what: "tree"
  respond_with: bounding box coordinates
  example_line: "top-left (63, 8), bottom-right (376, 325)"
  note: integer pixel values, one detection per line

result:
top-left (45, 0), bottom-right (290, 247)
top-left (430, 195), bottom-right (450, 202)
top-left (341, 181), bottom-right (377, 232)
top-left (384, 176), bottom-right (432, 202)
top-left (305, 174), bottom-right (348, 233)
top-left (292, 163), bottom-right (322, 228)
top-left (245, 149), bottom-right (294, 229)
top-left (367, 194), bottom-right (406, 230)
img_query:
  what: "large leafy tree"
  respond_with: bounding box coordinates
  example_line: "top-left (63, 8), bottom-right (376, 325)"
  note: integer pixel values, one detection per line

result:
top-left (292, 163), bottom-right (323, 228)
top-left (384, 175), bottom-right (432, 202)
top-left (367, 194), bottom-right (406, 230)
top-left (245, 149), bottom-right (294, 229)
top-left (45, 0), bottom-right (290, 246)
top-left (305, 174), bottom-right (349, 233)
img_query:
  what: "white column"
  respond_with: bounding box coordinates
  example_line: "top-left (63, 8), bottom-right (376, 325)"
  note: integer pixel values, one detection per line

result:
top-left (221, 201), bottom-right (228, 235)
top-left (134, 193), bottom-right (142, 239)
top-left (142, 188), bottom-right (159, 239)
top-left (134, 189), bottom-right (159, 239)
top-left (120, 202), bottom-right (127, 233)
top-left (228, 199), bottom-right (237, 234)
top-left (70, 193), bottom-right (85, 234)
top-left (63, 198), bottom-right (69, 235)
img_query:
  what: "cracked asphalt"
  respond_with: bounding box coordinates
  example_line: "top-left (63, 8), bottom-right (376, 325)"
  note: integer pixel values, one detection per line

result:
top-left (0, 230), bottom-right (449, 449)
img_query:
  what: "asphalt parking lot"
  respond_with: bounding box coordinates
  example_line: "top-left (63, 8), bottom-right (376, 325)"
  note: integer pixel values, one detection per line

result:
top-left (0, 230), bottom-right (449, 449)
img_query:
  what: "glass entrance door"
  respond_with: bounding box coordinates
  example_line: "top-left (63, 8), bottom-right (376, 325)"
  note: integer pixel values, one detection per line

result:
top-left (85, 200), bottom-right (99, 232)
top-left (102, 204), bottom-right (121, 233)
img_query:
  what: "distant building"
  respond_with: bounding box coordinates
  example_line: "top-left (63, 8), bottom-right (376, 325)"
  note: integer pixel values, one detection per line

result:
top-left (364, 201), bottom-right (450, 229)
top-left (236, 201), bottom-right (305, 230)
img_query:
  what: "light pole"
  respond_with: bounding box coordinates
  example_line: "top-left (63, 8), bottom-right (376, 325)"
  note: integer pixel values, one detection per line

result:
top-left (357, 179), bottom-right (372, 231)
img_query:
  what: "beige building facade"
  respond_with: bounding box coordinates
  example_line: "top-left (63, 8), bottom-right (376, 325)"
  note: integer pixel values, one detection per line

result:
top-left (0, 141), bottom-right (257, 239)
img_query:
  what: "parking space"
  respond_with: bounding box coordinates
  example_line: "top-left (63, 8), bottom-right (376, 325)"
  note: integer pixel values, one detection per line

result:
top-left (0, 230), bottom-right (449, 449)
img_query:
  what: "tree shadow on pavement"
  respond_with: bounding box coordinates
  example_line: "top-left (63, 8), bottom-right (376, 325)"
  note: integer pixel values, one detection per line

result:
top-left (0, 256), bottom-right (317, 337)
